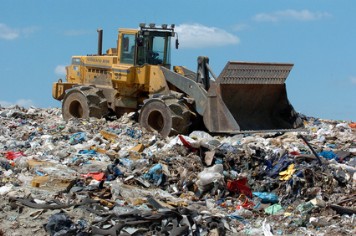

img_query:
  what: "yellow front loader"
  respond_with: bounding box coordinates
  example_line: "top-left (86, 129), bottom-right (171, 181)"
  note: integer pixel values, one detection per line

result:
top-left (53, 23), bottom-right (303, 137)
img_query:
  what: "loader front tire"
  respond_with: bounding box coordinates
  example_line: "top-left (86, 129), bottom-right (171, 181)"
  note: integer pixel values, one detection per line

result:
top-left (139, 97), bottom-right (194, 138)
top-left (139, 99), bottom-right (173, 138)
top-left (62, 87), bottom-right (108, 121)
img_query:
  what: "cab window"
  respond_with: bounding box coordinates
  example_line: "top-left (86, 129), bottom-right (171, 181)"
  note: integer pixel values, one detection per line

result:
top-left (137, 35), bottom-right (171, 66)
top-left (149, 36), bottom-right (164, 64)
top-left (120, 34), bottom-right (135, 64)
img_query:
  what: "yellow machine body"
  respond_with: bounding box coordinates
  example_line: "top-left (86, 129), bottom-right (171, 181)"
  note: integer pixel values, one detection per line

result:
top-left (53, 27), bottom-right (170, 111)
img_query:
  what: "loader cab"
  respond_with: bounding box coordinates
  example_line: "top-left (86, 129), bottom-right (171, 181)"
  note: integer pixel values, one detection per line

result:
top-left (118, 24), bottom-right (175, 69)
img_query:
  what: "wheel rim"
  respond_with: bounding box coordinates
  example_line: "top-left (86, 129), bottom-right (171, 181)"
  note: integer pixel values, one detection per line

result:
top-left (69, 100), bottom-right (84, 118)
top-left (147, 110), bottom-right (164, 132)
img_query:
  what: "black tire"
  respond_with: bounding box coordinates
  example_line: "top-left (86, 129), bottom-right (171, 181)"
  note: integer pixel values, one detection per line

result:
top-left (139, 97), bottom-right (195, 138)
top-left (62, 87), bottom-right (108, 121)
top-left (139, 99), bottom-right (173, 138)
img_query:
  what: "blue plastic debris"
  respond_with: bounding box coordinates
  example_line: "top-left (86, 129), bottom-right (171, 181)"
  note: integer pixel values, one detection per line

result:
top-left (125, 128), bottom-right (142, 139)
top-left (268, 154), bottom-right (291, 178)
top-left (143, 163), bottom-right (163, 186)
top-left (326, 144), bottom-right (337, 149)
top-left (228, 213), bottom-right (248, 225)
top-left (318, 150), bottom-right (338, 160)
top-left (78, 150), bottom-right (97, 155)
top-left (119, 158), bottom-right (133, 169)
top-left (253, 192), bottom-right (279, 204)
top-left (106, 164), bottom-right (123, 181)
top-left (218, 143), bottom-right (238, 154)
top-left (69, 132), bottom-right (86, 145)
top-left (35, 170), bottom-right (45, 176)
top-left (0, 160), bottom-right (12, 171)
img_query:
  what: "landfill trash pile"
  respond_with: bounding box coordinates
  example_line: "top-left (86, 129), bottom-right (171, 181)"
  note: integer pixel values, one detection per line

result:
top-left (0, 106), bottom-right (355, 236)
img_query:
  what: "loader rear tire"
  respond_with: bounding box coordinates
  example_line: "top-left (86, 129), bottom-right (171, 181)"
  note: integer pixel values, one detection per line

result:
top-left (62, 87), bottom-right (108, 121)
top-left (139, 97), bottom-right (194, 138)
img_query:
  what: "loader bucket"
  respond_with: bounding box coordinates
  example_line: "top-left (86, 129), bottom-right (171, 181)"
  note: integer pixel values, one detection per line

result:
top-left (203, 61), bottom-right (303, 133)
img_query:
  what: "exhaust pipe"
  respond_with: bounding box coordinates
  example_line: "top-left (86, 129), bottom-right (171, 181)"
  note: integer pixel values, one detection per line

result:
top-left (97, 28), bottom-right (103, 55)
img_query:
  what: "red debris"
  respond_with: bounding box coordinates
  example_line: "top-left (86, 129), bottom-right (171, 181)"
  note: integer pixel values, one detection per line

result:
top-left (81, 172), bottom-right (105, 181)
top-left (236, 194), bottom-right (255, 209)
top-left (5, 151), bottom-right (25, 160)
top-left (289, 151), bottom-right (300, 156)
top-left (227, 178), bottom-right (252, 198)
top-left (349, 123), bottom-right (356, 129)
top-left (178, 135), bottom-right (197, 151)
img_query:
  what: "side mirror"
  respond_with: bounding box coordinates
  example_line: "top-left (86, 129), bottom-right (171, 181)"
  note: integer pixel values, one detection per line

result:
top-left (175, 38), bottom-right (179, 49)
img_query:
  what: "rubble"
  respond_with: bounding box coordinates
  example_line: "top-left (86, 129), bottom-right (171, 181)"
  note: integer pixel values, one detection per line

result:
top-left (0, 105), bottom-right (355, 235)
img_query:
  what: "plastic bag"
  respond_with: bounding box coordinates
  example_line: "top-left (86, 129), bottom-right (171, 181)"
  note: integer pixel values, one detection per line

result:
top-left (45, 213), bottom-right (75, 236)
top-left (318, 150), bottom-right (338, 160)
top-left (227, 178), bottom-right (252, 198)
top-left (197, 164), bottom-right (224, 187)
top-left (69, 132), bottom-right (86, 145)
top-left (143, 163), bottom-right (163, 186)
top-left (253, 192), bottom-right (279, 203)
top-left (264, 204), bottom-right (283, 215)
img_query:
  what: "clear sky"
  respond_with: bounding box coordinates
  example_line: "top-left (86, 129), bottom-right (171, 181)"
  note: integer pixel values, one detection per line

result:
top-left (0, 0), bottom-right (355, 121)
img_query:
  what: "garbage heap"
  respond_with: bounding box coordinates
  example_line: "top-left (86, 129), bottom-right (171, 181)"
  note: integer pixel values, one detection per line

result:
top-left (0, 106), bottom-right (355, 236)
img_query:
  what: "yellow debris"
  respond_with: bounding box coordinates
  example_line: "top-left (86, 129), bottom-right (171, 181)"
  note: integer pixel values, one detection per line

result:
top-left (129, 143), bottom-right (144, 152)
top-left (100, 130), bottom-right (118, 142)
top-left (31, 176), bottom-right (49, 187)
top-left (279, 164), bottom-right (296, 181)
top-left (90, 145), bottom-right (107, 154)
top-left (27, 159), bottom-right (53, 169)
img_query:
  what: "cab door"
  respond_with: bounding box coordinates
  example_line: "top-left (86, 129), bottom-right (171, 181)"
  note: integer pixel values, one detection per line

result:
top-left (118, 33), bottom-right (136, 65)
